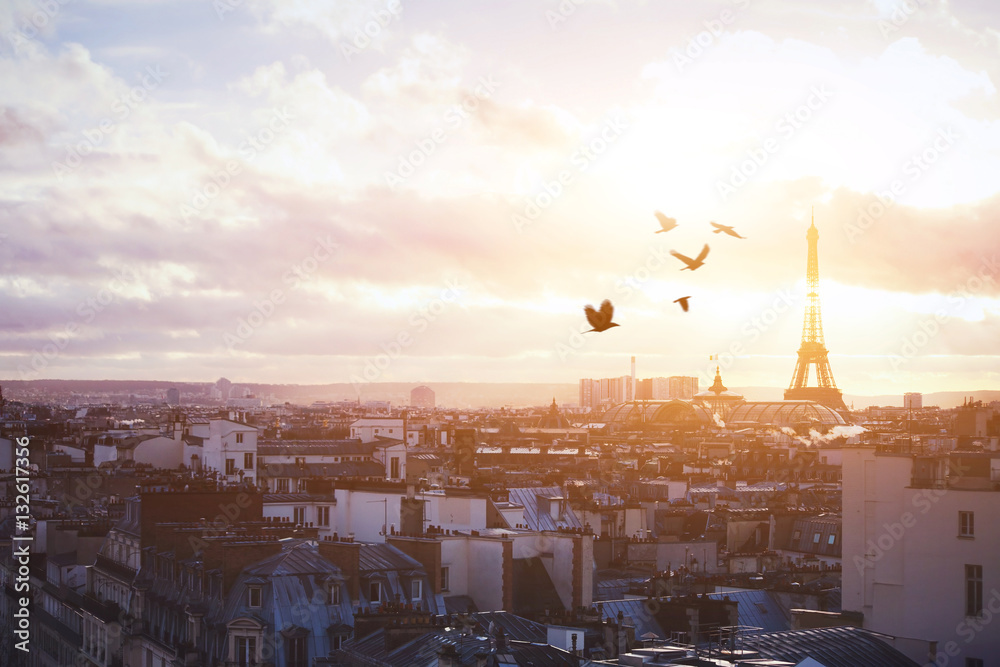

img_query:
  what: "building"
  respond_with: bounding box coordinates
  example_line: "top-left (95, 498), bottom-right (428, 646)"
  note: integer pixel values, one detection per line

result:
top-left (904, 392), bottom-right (922, 409)
top-left (668, 376), bottom-right (699, 400)
top-left (410, 385), bottom-right (435, 409)
top-left (165, 387), bottom-right (180, 406)
top-left (579, 376), bottom-right (633, 411)
top-left (843, 447), bottom-right (1000, 665)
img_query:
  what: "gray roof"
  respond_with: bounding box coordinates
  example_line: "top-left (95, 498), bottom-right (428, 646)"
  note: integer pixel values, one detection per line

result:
top-left (746, 626), bottom-right (920, 667)
top-left (224, 542), bottom-right (352, 667)
top-left (469, 611), bottom-right (547, 644)
top-left (593, 599), bottom-right (665, 639)
top-left (504, 487), bottom-right (583, 531)
top-left (706, 590), bottom-right (790, 633)
top-left (359, 543), bottom-right (425, 573)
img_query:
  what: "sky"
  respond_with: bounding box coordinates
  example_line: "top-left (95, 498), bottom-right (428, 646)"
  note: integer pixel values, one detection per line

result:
top-left (1, 0), bottom-right (999, 397)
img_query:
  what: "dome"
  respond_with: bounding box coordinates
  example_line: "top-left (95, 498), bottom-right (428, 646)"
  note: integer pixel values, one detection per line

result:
top-left (601, 400), bottom-right (716, 426)
top-left (536, 398), bottom-right (571, 429)
top-left (726, 401), bottom-right (847, 427)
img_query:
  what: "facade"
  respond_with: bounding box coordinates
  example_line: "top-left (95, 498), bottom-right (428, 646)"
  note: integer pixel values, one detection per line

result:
top-left (843, 447), bottom-right (1000, 665)
top-left (904, 392), bottom-right (923, 409)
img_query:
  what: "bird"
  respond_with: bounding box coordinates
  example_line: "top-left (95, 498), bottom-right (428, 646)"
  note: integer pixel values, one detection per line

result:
top-left (674, 296), bottom-right (691, 312)
top-left (711, 222), bottom-right (745, 238)
top-left (654, 211), bottom-right (678, 233)
top-left (583, 299), bottom-right (620, 332)
top-left (671, 244), bottom-right (710, 271)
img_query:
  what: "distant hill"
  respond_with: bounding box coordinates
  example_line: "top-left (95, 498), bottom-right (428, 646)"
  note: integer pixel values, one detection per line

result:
top-left (2, 380), bottom-right (996, 410)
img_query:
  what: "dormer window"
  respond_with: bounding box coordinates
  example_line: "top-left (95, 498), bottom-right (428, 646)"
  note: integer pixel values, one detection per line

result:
top-left (328, 582), bottom-right (341, 605)
top-left (248, 586), bottom-right (261, 608)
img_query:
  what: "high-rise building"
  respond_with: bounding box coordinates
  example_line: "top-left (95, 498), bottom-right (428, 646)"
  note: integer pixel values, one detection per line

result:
top-left (579, 376), bottom-right (632, 410)
top-left (903, 392), bottom-right (922, 409)
top-left (668, 376), bottom-right (699, 399)
top-left (166, 387), bottom-right (180, 406)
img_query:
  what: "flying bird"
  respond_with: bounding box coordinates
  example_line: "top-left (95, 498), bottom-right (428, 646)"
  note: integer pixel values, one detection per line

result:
top-left (674, 296), bottom-right (691, 312)
top-left (711, 222), bottom-right (745, 238)
top-left (583, 299), bottom-right (620, 332)
top-left (671, 244), bottom-right (710, 271)
top-left (654, 211), bottom-right (678, 233)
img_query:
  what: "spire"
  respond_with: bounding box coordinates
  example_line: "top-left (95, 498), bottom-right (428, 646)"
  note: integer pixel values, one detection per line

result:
top-left (785, 209), bottom-right (846, 411)
top-left (709, 368), bottom-right (728, 395)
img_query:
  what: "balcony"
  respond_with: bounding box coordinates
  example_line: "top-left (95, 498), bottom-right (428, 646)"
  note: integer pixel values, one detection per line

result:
top-left (94, 553), bottom-right (137, 581)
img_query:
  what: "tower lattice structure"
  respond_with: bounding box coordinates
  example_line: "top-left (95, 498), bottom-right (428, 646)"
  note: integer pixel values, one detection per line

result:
top-left (784, 212), bottom-right (847, 411)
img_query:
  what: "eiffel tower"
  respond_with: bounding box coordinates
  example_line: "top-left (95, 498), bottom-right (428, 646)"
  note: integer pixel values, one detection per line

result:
top-left (784, 211), bottom-right (847, 410)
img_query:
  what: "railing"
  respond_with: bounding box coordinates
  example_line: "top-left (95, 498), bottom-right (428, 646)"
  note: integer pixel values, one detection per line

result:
top-left (94, 553), bottom-right (138, 581)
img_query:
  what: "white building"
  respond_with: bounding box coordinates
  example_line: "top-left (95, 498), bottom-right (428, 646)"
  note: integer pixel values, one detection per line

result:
top-left (172, 414), bottom-right (259, 485)
top-left (843, 447), bottom-right (1000, 665)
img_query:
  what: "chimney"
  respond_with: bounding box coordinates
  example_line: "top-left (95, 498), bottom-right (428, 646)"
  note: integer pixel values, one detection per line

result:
top-left (631, 356), bottom-right (636, 401)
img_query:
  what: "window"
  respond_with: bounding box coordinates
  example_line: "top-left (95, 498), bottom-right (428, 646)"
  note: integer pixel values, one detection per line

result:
top-left (234, 636), bottom-right (256, 667)
top-left (960, 511), bottom-right (975, 538)
top-left (236, 433), bottom-right (244, 444)
top-left (411, 579), bottom-right (422, 601)
top-left (441, 567), bottom-right (450, 592)
top-left (390, 456), bottom-right (400, 479)
top-left (827, 534), bottom-right (837, 545)
top-left (329, 583), bottom-right (340, 605)
top-left (244, 453), bottom-right (254, 469)
top-left (966, 565), bottom-right (983, 616)
top-left (966, 659), bottom-right (984, 667)
top-left (248, 586), bottom-right (261, 608)
top-left (225, 459), bottom-right (236, 475)
top-left (369, 581), bottom-right (382, 603)
top-left (276, 478), bottom-right (289, 493)
top-left (286, 636), bottom-right (307, 667)
top-left (318, 506), bottom-right (330, 527)
top-left (792, 530), bottom-right (801, 541)
top-left (812, 532), bottom-right (821, 544)
top-left (295, 457), bottom-right (305, 466)
top-left (293, 507), bottom-right (305, 525)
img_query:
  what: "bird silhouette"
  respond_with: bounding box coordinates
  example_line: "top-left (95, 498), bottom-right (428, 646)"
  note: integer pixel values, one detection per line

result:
top-left (674, 296), bottom-right (691, 312)
top-left (583, 299), bottom-right (620, 332)
top-left (671, 244), bottom-right (710, 271)
top-left (711, 222), bottom-right (745, 238)
top-left (654, 211), bottom-right (678, 233)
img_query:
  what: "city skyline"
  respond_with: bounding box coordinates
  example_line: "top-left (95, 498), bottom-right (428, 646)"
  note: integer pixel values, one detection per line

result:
top-left (2, 1), bottom-right (999, 396)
